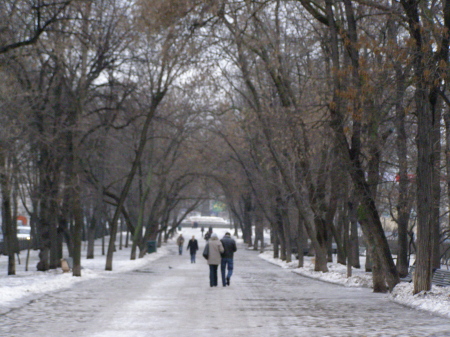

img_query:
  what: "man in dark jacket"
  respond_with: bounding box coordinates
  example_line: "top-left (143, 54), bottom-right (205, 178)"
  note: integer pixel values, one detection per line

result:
top-left (220, 232), bottom-right (237, 286)
top-left (186, 236), bottom-right (199, 263)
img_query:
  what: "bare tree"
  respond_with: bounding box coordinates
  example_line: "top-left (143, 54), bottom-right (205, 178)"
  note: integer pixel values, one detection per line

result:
top-left (0, 0), bottom-right (74, 54)
top-left (399, 0), bottom-right (450, 293)
top-left (104, 0), bottom-right (210, 270)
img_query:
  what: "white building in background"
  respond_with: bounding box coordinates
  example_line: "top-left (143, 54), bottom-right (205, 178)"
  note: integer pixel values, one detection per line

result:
top-left (181, 215), bottom-right (231, 228)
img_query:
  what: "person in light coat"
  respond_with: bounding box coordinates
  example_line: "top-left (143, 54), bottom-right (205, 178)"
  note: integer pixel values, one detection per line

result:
top-left (206, 233), bottom-right (224, 287)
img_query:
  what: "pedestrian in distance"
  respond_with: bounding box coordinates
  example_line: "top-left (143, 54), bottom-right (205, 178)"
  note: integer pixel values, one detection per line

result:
top-left (204, 229), bottom-right (211, 241)
top-left (176, 234), bottom-right (185, 255)
top-left (205, 233), bottom-right (224, 287)
top-left (186, 235), bottom-right (199, 263)
top-left (220, 232), bottom-right (237, 286)
top-left (201, 226), bottom-right (205, 237)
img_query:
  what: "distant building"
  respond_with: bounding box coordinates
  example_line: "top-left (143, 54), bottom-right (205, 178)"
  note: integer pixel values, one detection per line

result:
top-left (181, 216), bottom-right (231, 228)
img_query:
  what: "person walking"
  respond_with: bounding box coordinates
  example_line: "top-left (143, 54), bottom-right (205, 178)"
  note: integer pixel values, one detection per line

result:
top-left (204, 228), bottom-right (211, 241)
top-left (176, 234), bottom-right (185, 255)
top-left (205, 233), bottom-right (224, 287)
top-left (220, 232), bottom-right (237, 286)
top-left (186, 235), bottom-right (199, 263)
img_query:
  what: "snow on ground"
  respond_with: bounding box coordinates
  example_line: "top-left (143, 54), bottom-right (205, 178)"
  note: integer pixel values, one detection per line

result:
top-left (0, 227), bottom-right (228, 307)
top-left (259, 250), bottom-right (450, 318)
top-left (0, 236), bottom-right (169, 306)
top-left (1, 227), bottom-right (449, 320)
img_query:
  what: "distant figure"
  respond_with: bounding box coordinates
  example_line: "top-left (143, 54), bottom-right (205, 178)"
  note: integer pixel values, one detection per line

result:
top-left (201, 226), bottom-right (205, 237)
top-left (205, 226), bottom-right (213, 240)
top-left (204, 231), bottom-right (210, 241)
top-left (187, 235), bottom-right (199, 263)
top-left (193, 221), bottom-right (198, 228)
top-left (204, 227), bottom-right (213, 241)
top-left (176, 234), bottom-right (185, 255)
top-left (206, 233), bottom-right (224, 287)
top-left (220, 232), bottom-right (237, 286)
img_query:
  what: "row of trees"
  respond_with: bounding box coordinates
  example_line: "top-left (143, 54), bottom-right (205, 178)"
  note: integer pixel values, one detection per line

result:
top-left (0, 0), bottom-right (218, 275)
top-left (1, 0), bottom-right (449, 296)
top-left (198, 0), bottom-right (450, 295)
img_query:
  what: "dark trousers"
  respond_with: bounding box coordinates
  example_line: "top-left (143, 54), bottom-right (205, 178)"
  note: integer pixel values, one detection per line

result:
top-left (221, 258), bottom-right (234, 286)
top-left (209, 265), bottom-right (218, 287)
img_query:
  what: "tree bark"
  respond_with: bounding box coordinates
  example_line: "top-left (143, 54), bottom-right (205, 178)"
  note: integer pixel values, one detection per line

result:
top-left (400, 0), bottom-right (450, 294)
top-left (86, 214), bottom-right (97, 259)
top-left (394, 65), bottom-right (411, 277)
top-left (242, 193), bottom-right (253, 246)
top-left (0, 146), bottom-right (17, 275)
top-left (296, 217), bottom-right (305, 268)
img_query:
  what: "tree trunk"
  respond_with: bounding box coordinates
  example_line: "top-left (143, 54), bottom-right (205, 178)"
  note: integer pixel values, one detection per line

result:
top-left (86, 214), bottom-right (96, 259)
top-left (343, 203), bottom-right (350, 269)
top-left (391, 22), bottom-right (411, 278)
top-left (0, 147), bottom-right (17, 275)
top-left (281, 202), bottom-right (292, 263)
top-left (242, 193), bottom-right (253, 246)
top-left (400, 0), bottom-right (445, 294)
top-left (296, 218), bottom-right (305, 268)
top-left (273, 226), bottom-right (280, 259)
top-left (326, 175), bottom-right (341, 263)
top-left (71, 182), bottom-right (83, 277)
top-left (371, 246), bottom-right (388, 293)
top-left (49, 195), bottom-right (60, 269)
top-left (317, 0), bottom-right (399, 291)
top-left (337, 202), bottom-right (347, 266)
top-left (350, 209), bottom-right (360, 269)
top-left (445, 109), bottom-right (450, 269)
top-left (254, 209), bottom-right (264, 251)
top-left (278, 227), bottom-right (287, 262)
top-left (432, 121), bottom-right (442, 270)
top-left (414, 90), bottom-right (435, 292)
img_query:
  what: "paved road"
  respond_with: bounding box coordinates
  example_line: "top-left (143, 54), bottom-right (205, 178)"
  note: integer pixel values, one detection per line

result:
top-left (1, 239), bottom-right (450, 337)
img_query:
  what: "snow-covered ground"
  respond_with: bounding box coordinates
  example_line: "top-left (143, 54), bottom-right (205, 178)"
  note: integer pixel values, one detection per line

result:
top-left (259, 251), bottom-right (450, 318)
top-left (0, 236), bottom-right (169, 309)
top-left (1, 228), bottom-right (449, 320)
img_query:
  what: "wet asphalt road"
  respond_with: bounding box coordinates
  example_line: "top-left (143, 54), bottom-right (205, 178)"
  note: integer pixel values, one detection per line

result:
top-left (1, 238), bottom-right (450, 337)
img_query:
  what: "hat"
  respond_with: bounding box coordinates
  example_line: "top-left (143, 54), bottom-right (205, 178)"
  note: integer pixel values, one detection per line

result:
top-left (211, 233), bottom-right (218, 239)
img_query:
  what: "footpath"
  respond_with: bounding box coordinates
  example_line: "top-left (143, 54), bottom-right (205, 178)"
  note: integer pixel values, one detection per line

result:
top-left (0, 228), bottom-right (450, 336)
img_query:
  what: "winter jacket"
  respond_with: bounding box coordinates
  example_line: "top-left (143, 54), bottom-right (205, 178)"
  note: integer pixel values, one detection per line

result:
top-left (176, 235), bottom-right (185, 246)
top-left (187, 239), bottom-right (199, 254)
top-left (220, 235), bottom-right (237, 259)
top-left (207, 236), bottom-right (224, 265)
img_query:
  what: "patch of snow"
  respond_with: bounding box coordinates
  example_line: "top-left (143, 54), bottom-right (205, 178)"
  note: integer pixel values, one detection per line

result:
top-left (0, 237), bottom-right (168, 306)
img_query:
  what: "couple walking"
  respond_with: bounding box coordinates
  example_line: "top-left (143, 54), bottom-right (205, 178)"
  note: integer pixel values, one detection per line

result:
top-left (204, 232), bottom-right (237, 287)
